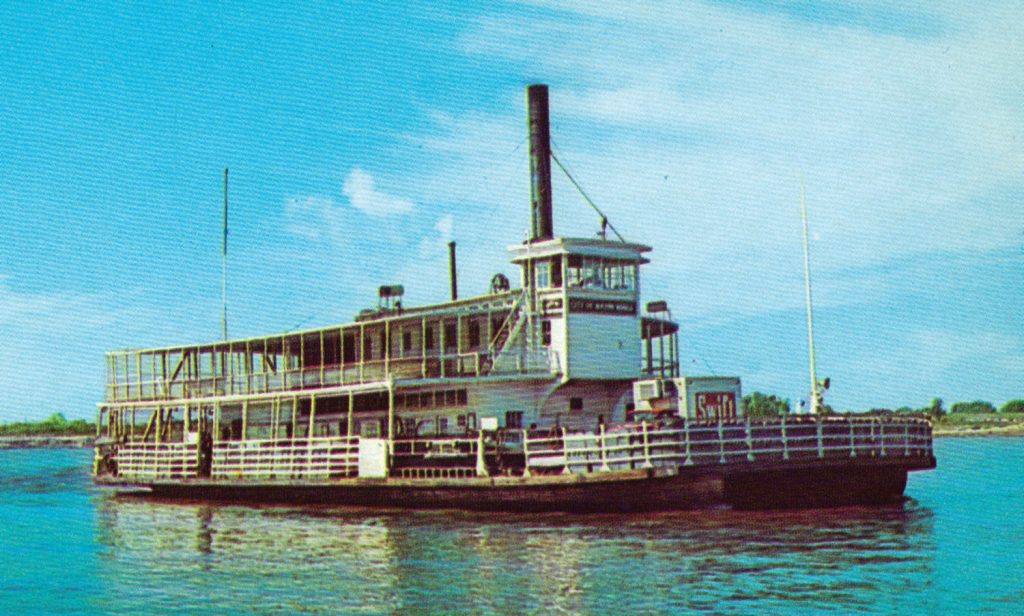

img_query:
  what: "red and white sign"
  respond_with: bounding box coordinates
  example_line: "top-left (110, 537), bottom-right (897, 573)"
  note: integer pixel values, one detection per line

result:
top-left (694, 391), bottom-right (737, 419)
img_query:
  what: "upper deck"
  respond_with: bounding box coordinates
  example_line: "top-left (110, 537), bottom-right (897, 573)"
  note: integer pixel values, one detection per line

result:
top-left (103, 288), bottom-right (557, 406)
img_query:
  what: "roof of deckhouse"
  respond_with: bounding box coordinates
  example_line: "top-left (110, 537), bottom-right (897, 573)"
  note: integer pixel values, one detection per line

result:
top-left (107, 288), bottom-right (522, 357)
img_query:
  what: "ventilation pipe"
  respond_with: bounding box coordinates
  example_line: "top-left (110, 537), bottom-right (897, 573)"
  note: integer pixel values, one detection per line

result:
top-left (448, 241), bottom-right (458, 301)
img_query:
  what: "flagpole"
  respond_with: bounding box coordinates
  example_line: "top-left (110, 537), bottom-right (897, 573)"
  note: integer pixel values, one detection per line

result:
top-left (222, 168), bottom-right (229, 341)
top-left (801, 183), bottom-right (818, 415)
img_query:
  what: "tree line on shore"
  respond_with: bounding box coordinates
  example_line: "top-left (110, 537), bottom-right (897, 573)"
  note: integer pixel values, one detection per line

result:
top-left (0, 413), bottom-right (94, 437)
top-left (741, 393), bottom-right (1024, 420)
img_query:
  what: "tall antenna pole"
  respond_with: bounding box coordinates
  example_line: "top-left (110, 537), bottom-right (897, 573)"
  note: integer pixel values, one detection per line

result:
top-left (222, 168), bottom-right (229, 341)
top-left (801, 183), bottom-right (818, 415)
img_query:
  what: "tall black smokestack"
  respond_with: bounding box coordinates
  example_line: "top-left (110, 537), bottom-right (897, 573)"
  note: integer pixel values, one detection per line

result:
top-left (528, 84), bottom-right (553, 242)
top-left (448, 241), bottom-right (458, 301)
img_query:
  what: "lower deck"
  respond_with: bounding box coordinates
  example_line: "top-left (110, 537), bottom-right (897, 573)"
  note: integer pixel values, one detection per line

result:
top-left (95, 415), bottom-right (935, 512)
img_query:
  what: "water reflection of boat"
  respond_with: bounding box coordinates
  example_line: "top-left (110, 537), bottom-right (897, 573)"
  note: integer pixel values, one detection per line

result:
top-left (92, 85), bottom-right (934, 512)
top-left (93, 497), bottom-right (934, 614)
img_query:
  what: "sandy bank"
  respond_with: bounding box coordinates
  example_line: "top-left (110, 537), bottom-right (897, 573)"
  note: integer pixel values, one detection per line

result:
top-left (0, 435), bottom-right (95, 449)
top-left (933, 424), bottom-right (1024, 437)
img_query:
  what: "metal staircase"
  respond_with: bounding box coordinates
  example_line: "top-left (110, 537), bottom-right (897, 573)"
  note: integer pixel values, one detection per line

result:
top-left (487, 291), bottom-right (529, 373)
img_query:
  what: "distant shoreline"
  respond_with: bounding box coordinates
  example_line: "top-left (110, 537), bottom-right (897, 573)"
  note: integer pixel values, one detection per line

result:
top-left (933, 424), bottom-right (1024, 438)
top-left (0, 435), bottom-right (95, 450)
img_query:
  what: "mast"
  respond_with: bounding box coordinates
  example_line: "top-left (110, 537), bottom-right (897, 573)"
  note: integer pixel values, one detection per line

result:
top-left (801, 184), bottom-right (819, 415)
top-left (222, 168), bottom-right (229, 341)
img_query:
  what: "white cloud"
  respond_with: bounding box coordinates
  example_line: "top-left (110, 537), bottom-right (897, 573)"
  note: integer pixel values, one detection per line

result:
top-left (434, 214), bottom-right (454, 244)
top-left (284, 195), bottom-right (337, 242)
top-left (342, 168), bottom-right (414, 217)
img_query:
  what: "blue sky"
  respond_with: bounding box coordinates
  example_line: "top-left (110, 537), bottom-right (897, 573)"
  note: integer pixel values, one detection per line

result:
top-left (1, 0), bottom-right (1020, 421)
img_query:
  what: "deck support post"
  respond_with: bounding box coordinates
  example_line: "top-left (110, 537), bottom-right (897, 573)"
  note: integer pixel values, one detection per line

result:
top-left (340, 332), bottom-right (347, 386)
top-left (599, 423), bottom-right (610, 471)
top-left (242, 400), bottom-right (249, 441)
top-left (420, 317), bottom-right (427, 378)
top-left (683, 418), bottom-right (693, 466)
top-left (745, 417), bottom-right (754, 462)
top-left (641, 420), bottom-right (653, 469)
top-left (816, 417), bottom-right (824, 458)
top-left (456, 314), bottom-right (462, 376)
top-left (212, 403), bottom-right (219, 443)
top-left (384, 321), bottom-right (391, 378)
top-left (290, 395), bottom-right (298, 440)
top-left (781, 416), bottom-right (789, 460)
top-left (347, 393), bottom-right (354, 439)
top-left (320, 331), bottom-right (326, 386)
top-left (359, 324), bottom-right (365, 383)
top-left (387, 380), bottom-right (395, 450)
top-left (156, 406), bottom-right (163, 444)
top-left (560, 427), bottom-right (570, 475)
top-left (271, 397), bottom-right (279, 439)
top-left (718, 419), bottom-right (726, 464)
top-left (307, 397), bottom-right (316, 439)
top-left (475, 430), bottom-right (488, 477)
top-left (879, 420), bottom-right (886, 457)
top-left (521, 429), bottom-right (531, 477)
top-left (849, 415), bottom-right (857, 457)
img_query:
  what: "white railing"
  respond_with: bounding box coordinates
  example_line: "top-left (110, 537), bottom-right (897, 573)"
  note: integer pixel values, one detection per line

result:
top-left (522, 416), bottom-right (933, 475)
top-left (490, 348), bottom-right (558, 375)
top-left (212, 437), bottom-right (359, 480)
top-left (390, 436), bottom-right (483, 479)
top-left (115, 442), bottom-right (199, 480)
top-left (106, 349), bottom-right (559, 403)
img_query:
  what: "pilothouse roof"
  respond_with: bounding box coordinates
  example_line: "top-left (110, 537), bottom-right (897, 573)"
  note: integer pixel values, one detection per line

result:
top-left (508, 237), bottom-right (651, 264)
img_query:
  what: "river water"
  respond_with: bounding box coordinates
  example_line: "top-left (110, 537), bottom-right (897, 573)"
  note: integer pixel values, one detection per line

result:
top-left (0, 438), bottom-right (1021, 614)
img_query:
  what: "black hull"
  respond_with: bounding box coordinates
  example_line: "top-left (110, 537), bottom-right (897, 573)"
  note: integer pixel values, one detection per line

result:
top-left (101, 455), bottom-right (935, 513)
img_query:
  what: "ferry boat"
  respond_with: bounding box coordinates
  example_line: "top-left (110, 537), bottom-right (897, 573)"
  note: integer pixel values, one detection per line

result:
top-left (93, 85), bottom-right (935, 512)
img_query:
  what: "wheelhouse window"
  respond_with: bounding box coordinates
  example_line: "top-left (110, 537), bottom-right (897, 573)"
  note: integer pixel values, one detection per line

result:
top-left (566, 256), bottom-right (636, 291)
top-left (535, 260), bottom-right (551, 289)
